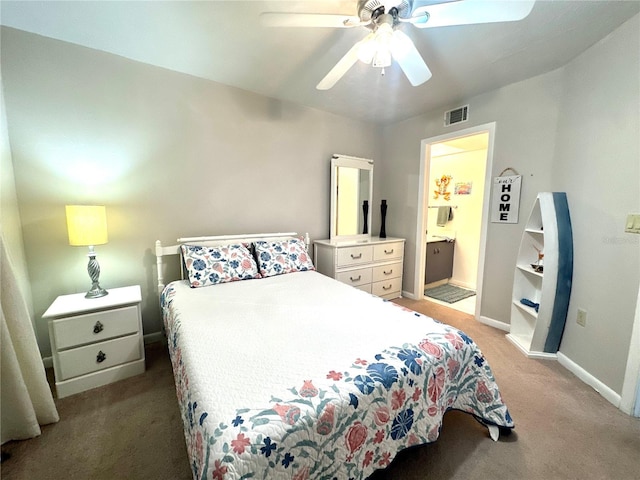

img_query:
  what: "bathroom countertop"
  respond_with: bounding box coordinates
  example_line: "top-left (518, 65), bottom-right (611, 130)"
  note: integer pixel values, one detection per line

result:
top-left (426, 234), bottom-right (456, 243)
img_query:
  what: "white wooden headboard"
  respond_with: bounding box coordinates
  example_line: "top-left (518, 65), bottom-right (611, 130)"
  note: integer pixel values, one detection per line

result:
top-left (155, 232), bottom-right (310, 294)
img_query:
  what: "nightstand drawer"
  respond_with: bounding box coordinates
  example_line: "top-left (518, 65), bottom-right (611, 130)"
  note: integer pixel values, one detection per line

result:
top-left (373, 242), bottom-right (403, 261)
top-left (372, 262), bottom-right (402, 282)
top-left (336, 267), bottom-right (372, 287)
top-left (52, 305), bottom-right (139, 350)
top-left (336, 245), bottom-right (373, 267)
top-left (57, 334), bottom-right (141, 380)
top-left (372, 277), bottom-right (402, 297)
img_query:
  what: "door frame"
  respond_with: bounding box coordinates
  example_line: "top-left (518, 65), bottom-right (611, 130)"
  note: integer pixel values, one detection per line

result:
top-left (620, 284), bottom-right (640, 416)
top-left (413, 122), bottom-right (496, 320)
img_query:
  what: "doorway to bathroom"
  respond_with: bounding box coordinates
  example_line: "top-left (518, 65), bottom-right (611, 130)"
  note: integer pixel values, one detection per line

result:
top-left (413, 123), bottom-right (495, 318)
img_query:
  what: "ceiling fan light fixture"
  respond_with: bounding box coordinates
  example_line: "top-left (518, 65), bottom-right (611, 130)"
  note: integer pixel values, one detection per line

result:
top-left (357, 39), bottom-right (376, 64)
top-left (372, 48), bottom-right (392, 68)
top-left (371, 23), bottom-right (393, 68)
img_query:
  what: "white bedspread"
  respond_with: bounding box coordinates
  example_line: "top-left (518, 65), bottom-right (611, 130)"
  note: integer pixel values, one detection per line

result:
top-left (162, 270), bottom-right (513, 480)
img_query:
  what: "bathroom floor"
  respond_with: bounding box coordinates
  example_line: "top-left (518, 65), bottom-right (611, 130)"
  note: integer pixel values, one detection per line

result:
top-left (423, 291), bottom-right (476, 315)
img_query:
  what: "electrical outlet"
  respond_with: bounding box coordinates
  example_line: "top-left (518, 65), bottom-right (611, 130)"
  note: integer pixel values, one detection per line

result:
top-left (577, 308), bottom-right (587, 327)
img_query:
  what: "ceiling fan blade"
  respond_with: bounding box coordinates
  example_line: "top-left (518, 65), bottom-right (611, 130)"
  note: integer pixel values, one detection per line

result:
top-left (260, 12), bottom-right (362, 28)
top-left (390, 31), bottom-right (432, 86)
top-left (316, 36), bottom-right (373, 90)
top-left (412, 0), bottom-right (535, 28)
top-left (398, 12), bottom-right (430, 26)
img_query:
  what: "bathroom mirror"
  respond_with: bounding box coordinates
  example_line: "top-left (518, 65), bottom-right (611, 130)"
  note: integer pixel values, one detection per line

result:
top-left (330, 155), bottom-right (374, 240)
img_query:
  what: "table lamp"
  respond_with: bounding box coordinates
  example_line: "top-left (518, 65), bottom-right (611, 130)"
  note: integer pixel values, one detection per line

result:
top-left (65, 205), bottom-right (109, 298)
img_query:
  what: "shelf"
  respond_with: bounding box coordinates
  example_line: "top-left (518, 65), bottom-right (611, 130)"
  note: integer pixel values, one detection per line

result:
top-left (513, 299), bottom-right (539, 318)
top-left (508, 193), bottom-right (573, 358)
top-left (516, 264), bottom-right (544, 278)
top-left (506, 334), bottom-right (557, 360)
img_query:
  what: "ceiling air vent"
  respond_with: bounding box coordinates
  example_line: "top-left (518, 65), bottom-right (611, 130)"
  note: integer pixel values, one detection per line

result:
top-left (444, 105), bottom-right (469, 126)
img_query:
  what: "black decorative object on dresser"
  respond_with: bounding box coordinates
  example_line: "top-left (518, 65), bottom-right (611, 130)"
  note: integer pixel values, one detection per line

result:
top-left (362, 200), bottom-right (369, 234)
top-left (380, 199), bottom-right (387, 238)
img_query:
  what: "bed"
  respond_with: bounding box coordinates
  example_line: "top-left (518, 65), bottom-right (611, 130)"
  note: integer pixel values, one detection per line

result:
top-left (155, 233), bottom-right (513, 480)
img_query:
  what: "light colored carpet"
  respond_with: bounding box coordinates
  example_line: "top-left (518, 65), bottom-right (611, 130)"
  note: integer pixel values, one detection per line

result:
top-left (2, 298), bottom-right (639, 480)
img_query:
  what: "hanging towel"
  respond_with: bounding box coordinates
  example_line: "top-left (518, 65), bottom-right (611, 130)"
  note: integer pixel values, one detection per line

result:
top-left (437, 206), bottom-right (451, 227)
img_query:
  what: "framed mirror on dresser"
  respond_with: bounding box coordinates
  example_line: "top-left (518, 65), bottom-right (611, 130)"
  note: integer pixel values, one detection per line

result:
top-left (329, 154), bottom-right (373, 241)
top-left (315, 154), bottom-right (405, 299)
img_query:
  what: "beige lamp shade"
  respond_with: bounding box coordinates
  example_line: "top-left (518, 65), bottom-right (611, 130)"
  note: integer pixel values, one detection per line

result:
top-left (65, 205), bottom-right (108, 246)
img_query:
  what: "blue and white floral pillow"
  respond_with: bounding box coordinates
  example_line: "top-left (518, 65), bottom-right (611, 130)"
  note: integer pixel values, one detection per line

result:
top-left (181, 243), bottom-right (261, 288)
top-left (254, 238), bottom-right (315, 278)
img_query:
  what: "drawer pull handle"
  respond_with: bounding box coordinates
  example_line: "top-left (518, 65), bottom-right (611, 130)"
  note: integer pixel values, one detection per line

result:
top-left (384, 249), bottom-right (394, 254)
top-left (383, 269), bottom-right (393, 275)
top-left (93, 321), bottom-right (104, 334)
top-left (382, 284), bottom-right (392, 290)
top-left (96, 351), bottom-right (107, 363)
top-left (350, 275), bottom-right (362, 282)
top-left (350, 253), bottom-right (362, 259)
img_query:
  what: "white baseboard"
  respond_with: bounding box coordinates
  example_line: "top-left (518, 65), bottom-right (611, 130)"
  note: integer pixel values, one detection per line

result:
top-left (401, 289), bottom-right (417, 300)
top-left (557, 352), bottom-right (621, 409)
top-left (478, 315), bottom-right (510, 332)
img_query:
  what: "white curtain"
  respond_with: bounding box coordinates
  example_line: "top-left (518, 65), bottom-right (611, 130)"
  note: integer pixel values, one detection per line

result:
top-left (1, 235), bottom-right (58, 444)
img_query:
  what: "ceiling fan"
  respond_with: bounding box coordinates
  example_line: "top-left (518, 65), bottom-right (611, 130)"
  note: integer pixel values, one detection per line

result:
top-left (261, 0), bottom-right (536, 90)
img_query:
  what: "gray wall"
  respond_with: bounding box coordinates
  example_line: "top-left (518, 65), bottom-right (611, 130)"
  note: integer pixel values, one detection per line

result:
top-left (380, 69), bottom-right (563, 318)
top-left (550, 15), bottom-right (639, 393)
top-left (380, 14), bottom-right (639, 394)
top-left (1, 27), bottom-right (383, 357)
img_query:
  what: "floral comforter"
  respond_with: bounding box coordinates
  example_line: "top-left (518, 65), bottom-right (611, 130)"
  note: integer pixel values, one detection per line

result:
top-left (161, 271), bottom-right (513, 480)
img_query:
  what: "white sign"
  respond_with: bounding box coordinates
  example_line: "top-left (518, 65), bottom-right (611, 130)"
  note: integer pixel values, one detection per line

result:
top-left (491, 175), bottom-right (522, 223)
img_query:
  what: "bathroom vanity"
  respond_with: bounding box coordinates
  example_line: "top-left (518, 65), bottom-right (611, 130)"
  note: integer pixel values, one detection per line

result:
top-left (425, 236), bottom-right (455, 284)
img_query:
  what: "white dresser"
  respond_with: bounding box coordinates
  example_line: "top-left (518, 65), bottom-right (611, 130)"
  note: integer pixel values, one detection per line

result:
top-left (42, 285), bottom-right (145, 398)
top-left (314, 237), bottom-right (405, 299)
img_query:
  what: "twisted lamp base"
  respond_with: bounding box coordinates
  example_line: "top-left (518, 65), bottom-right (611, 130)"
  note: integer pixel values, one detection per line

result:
top-left (86, 247), bottom-right (108, 298)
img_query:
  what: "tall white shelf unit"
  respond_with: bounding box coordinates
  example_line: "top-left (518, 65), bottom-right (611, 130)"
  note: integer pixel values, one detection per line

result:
top-left (506, 192), bottom-right (573, 359)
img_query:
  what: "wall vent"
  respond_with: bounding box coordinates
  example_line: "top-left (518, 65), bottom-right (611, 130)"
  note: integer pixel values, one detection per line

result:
top-left (444, 105), bottom-right (469, 126)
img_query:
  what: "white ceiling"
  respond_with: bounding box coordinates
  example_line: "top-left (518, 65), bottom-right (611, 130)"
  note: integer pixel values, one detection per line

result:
top-left (1, 1), bottom-right (638, 125)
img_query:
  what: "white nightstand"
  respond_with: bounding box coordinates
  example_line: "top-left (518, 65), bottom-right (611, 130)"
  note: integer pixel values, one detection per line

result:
top-left (42, 285), bottom-right (145, 398)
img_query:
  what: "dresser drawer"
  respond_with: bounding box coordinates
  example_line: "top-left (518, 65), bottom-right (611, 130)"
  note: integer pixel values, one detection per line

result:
top-left (372, 262), bottom-right (402, 282)
top-left (52, 305), bottom-right (139, 350)
top-left (372, 277), bottom-right (402, 298)
top-left (354, 284), bottom-right (372, 294)
top-left (57, 334), bottom-right (141, 380)
top-left (336, 245), bottom-right (373, 267)
top-left (373, 242), bottom-right (403, 262)
top-left (336, 267), bottom-right (372, 287)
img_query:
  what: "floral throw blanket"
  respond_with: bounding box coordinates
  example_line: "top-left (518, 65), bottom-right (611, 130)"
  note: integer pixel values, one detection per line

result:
top-left (161, 272), bottom-right (513, 480)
